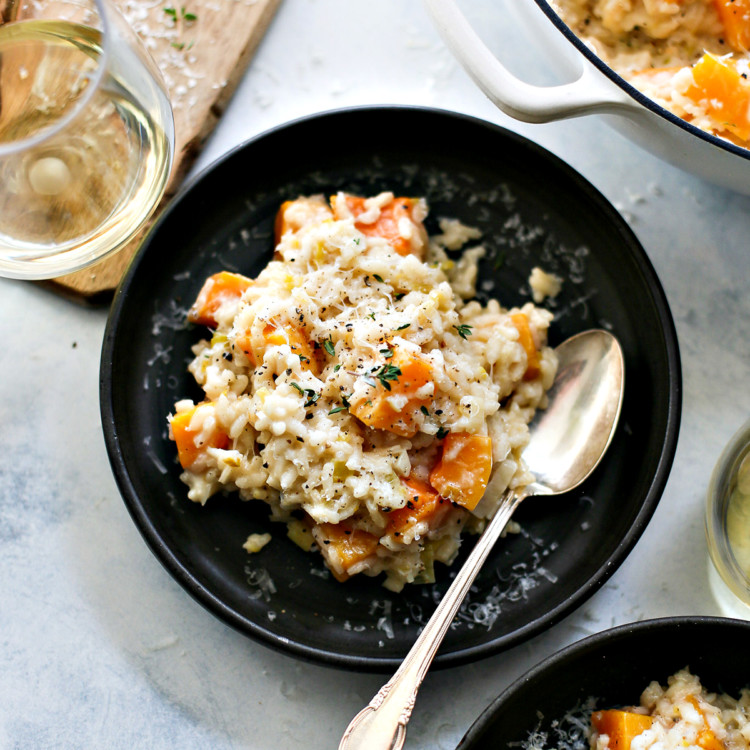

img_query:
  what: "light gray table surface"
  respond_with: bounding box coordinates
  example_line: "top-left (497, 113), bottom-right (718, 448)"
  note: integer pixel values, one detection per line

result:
top-left (2, 0), bottom-right (750, 748)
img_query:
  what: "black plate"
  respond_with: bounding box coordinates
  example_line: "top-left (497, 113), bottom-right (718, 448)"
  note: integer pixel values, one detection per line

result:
top-left (458, 616), bottom-right (750, 748)
top-left (100, 106), bottom-right (681, 671)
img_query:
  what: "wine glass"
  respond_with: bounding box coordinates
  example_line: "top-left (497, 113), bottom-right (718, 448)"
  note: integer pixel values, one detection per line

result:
top-left (0, 0), bottom-right (175, 279)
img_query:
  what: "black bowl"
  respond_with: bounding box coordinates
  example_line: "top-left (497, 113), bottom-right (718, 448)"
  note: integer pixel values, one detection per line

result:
top-left (100, 106), bottom-right (681, 671)
top-left (458, 616), bottom-right (750, 748)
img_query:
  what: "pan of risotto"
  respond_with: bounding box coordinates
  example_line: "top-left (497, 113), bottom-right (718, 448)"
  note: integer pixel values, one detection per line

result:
top-left (458, 616), bottom-right (750, 749)
top-left (100, 106), bottom-right (681, 670)
top-left (425, 0), bottom-right (750, 195)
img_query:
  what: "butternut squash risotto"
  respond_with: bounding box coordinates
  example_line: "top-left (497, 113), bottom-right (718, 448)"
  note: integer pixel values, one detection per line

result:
top-left (168, 192), bottom-right (557, 591)
top-left (589, 669), bottom-right (750, 750)
top-left (551, 0), bottom-right (750, 146)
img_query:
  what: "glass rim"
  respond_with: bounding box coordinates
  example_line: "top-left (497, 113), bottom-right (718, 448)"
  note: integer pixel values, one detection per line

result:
top-left (0, 0), bottom-right (113, 159)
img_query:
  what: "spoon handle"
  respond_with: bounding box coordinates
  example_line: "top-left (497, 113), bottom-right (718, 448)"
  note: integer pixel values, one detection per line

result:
top-left (338, 487), bottom-right (523, 750)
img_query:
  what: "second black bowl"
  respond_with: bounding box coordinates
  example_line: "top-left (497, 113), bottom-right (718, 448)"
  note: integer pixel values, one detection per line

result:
top-left (459, 616), bottom-right (750, 748)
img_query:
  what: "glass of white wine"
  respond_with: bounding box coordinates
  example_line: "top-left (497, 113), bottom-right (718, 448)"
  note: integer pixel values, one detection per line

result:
top-left (706, 418), bottom-right (750, 620)
top-left (0, 0), bottom-right (175, 279)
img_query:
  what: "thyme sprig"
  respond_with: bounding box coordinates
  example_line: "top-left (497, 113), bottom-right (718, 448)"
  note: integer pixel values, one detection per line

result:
top-left (374, 363), bottom-right (401, 391)
top-left (164, 5), bottom-right (197, 22)
top-left (328, 394), bottom-right (351, 415)
top-left (290, 381), bottom-right (319, 407)
top-left (453, 323), bottom-right (473, 340)
top-left (164, 6), bottom-right (197, 50)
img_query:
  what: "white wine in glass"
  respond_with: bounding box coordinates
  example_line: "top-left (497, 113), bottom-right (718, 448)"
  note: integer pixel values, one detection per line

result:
top-left (0, 0), bottom-right (174, 279)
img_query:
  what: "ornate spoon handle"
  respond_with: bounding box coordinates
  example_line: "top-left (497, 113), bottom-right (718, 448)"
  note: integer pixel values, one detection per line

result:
top-left (338, 487), bottom-right (522, 750)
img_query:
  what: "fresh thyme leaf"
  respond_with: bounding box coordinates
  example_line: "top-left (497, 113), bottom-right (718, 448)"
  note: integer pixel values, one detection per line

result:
top-left (304, 389), bottom-right (320, 407)
top-left (420, 405), bottom-right (430, 416)
top-left (379, 348), bottom-right (394, 358)
top-left (395, 323), bottom-right (410, 331)
top-left (333, 364), bottom-right (341, 372)
top-left (373, 274), bottom-right (384, 283)
top-left (362, 376), bottom-right (377, 388)
top-left (375, 364), bottom-right (401, 391)
top-left (299, 355), bottom-right (310, 363)
top-left (328, 406), bottom-right (346, 415)
top-left (290, 382), bottom-right (305, 394)
top-left (164, 6), bottom-right (177, 16)
top-left (454, 323), bottom-right (473, 340)
top-left (341, 394), bottom-right (351, 408)
top-left (367, 312), bottom-right (376, 320)
top-left (436, 426), bottom-right (449, 439)
top-left (182, 7), bottom-right (197, 20)
top-left (323, 337), bottom-right (335, 357)
top-left (394, 292), bottom-right (406, 300)
top-left (171, 41), bottom-right (185, 49)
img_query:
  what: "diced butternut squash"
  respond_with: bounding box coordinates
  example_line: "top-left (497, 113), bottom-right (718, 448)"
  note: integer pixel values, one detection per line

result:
top-left (274, 200), bottom-right (293, 246)
top-left (713, 0), bottom-right (750, 53)
top-left (428, 433), bottom-right (493, 512)
top-left (685, 53), bottom-right (750, 141)
top-left (591, 710), bottom-right (654, 750)
top-left (349, 348), bottom-right (432, 437)
top-left (685, 696), bottom-right (725, 750)
top-left (315, 522), bottom-right (379, 581)
top-left (696, 725), bottom-right (724, 750)
top-left (235, 323), bottom-right (323, 373)
top-left (274, 195), bottom-right (334, 246)
top-left (332, 193), bottom-right (426, 257)
top-left (169, 405), bottom-right (229, 469)
top-left (510, 312), bottom-right (541, 380)
top-left (386, 476), bottom-right (451, 536)
top-left (187, 271), bottom-right (253, 328)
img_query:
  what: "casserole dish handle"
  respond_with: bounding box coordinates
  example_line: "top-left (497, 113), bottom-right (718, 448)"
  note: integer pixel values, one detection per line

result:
top-left (424, 0), bottom-right (633, 122)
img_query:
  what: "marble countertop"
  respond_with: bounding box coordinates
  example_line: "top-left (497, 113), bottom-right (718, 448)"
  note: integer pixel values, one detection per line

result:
top-left (2, 0), bottom-right (750, 747)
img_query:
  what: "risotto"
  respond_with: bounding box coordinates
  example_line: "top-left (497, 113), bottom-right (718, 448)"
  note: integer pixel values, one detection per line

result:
top-left (590, 669), bottom-right (750, 750)
top-left (168, 191), bottom-right (556, 592)
top-left (551, 0), bottom-right (750, 146)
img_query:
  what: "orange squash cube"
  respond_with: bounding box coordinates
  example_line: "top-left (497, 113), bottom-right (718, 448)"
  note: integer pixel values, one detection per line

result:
top-left (274, 195), bottom-right (334, 246)
top-left (235, 323), bottom-right (323, 374)
top-left (386, 476), bottom-right (451, 536)
top-left (187, 271), bottom-right (253, 328)
top-left (332, 193), bottom-right (426, 257)
top-left (169, 405), bottom-right (229, 469)
top-left (685, 53), bottom-right (750, 141)
top-left (428, 433), bottom-right (493, 511)
top-left (510, 312), bottom-right (541, 380)
top-left (713, 0), bottom-right (750, 53)
top-left (349, 348), bottom-right (432, 437)
top-left (685, 696), bottom-right (724, 750)
top-left (591, 710), bottom-right (654, 750)
top-left (315, 522), bottom-right (379, 581)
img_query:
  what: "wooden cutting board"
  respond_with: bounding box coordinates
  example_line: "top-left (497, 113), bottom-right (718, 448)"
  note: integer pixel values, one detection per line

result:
top-left (46, 0), bottom-right (282, 302)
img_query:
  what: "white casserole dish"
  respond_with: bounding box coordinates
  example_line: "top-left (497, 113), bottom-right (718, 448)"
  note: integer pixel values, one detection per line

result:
top-left (424, 0), bottom-right (750, 195)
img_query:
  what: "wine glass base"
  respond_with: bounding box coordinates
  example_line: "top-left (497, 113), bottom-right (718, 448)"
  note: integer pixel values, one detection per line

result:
top-left (707, 556), bottom-right (750, 621)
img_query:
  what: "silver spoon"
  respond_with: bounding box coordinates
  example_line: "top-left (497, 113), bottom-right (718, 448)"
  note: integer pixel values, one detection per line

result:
top-left (339, 329), bottom-right (625, 750)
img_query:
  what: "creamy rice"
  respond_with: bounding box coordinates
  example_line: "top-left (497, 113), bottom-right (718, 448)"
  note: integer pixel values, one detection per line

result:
top-left (590, 669), bottom-right (750, 750)
top-left (168, 191), bottom-right (556, 591)
top-left (551, 0), bottom-right (750, 146)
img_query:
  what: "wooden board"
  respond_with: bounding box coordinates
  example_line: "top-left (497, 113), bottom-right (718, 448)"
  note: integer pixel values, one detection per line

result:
top-left (47, 0), bottom-right (282, 301)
